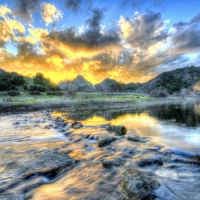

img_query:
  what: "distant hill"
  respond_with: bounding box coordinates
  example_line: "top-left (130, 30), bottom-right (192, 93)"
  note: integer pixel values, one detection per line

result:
top-left (94, 78), bottom-right (142, 92)
top-left (138, 66), bottom-right (200, 94)
top-left (59, 75), bottom-right (94, 92)
top-left (94, 78), bottom-right (121, 92)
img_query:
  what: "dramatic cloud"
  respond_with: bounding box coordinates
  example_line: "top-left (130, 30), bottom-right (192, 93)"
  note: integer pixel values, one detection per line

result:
top-left (42, 8), bottom-right (121, 54)
top-left (64, 0), bottom-right (92, 12)
top-left (0, 48), bottom-right (14, 63)
top-left (0, 1), bottom-right (200, 84)
top-left (14, 0), bottom-right (40, 22)
top-left (5, 19), bottom-right (25, 36)
top-left (0, 5), bottom-right (12, 18)
top-left (28, 28), bottom-right (48, 42)
top-left (65, 0), bottom-right (82, 12)
top-left (40, 3), bottom-right (62, 26)
top-left (172, 12), bottom-right (200, 54)
top-left (0, 21), bottom-right (14, 47)
top-left (119, 10), bottom-right (168, 49)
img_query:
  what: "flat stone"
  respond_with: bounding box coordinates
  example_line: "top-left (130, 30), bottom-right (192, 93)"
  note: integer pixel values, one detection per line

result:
top-left (137, 157), bottom-right (163, 167)
top-left (98, 136), bottom-right (116, 147)
top-left (106, 125), bottom-right (127, 136)
top-left (127, 135), bottom-right (147, 143)
top-left (102, 158), bottom-right (126, 168)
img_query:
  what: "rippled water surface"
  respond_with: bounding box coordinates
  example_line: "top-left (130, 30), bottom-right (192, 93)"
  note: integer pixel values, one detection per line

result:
top-left (0, 101), bottom-right (200, 199)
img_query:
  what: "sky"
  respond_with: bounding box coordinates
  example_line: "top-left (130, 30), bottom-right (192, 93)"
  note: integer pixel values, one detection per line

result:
top-left (0, 0), bottom-right (200, 84)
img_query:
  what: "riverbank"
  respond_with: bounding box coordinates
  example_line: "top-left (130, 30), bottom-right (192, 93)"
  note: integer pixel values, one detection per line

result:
top-left (0, 92), bottom-right (195, 115)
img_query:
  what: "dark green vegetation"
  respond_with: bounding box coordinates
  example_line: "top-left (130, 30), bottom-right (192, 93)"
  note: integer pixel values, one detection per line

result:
top-left (139, 66), bottom-right (200, 94)
top-left (29, 73), bottom-right (60, 92)
top-left (0, 69), bottom-right (25, 91)
top-left (0, 70), bottom-right (60, 92)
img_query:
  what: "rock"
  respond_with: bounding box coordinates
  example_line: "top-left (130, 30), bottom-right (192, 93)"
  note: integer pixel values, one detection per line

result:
top-left (102, 158), bottom-right (126, 168)
top-left (106, 125), bottom-right (127, 136)
top-left (120, 169), bottom-right (160, 200)
top-left (84, 134), bottom-right (91, 139)
top-left (71, 121), bottom-right (83, 129)
top-left (137, 157), bottom-right (163, 167)
top-left (69, 135), bottom-right (83, 143)
top-left (65, 131), bottom-right (73, 136)
top-left (98, 136), bottom-right (116, 147)
top-left (61, 122), bottom-right (68, 127)
top-left (13, 122), bottom-right (20, 126)
top-left (64, 124), bottom-right (72, 131)
top-left (127, 135), bottom-right (147, 143)
top-left (0, 151), bottom-right (75, 192)
top-left (55, 117), bottom-right (64, 124)
top-left (99, 124), bottom-right (110, 128)
top-left (45, 124), bottom-right (54, 129)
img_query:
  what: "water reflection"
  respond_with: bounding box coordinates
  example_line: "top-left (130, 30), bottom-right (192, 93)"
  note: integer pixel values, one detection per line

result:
top-left (54, 101), bottom-right (200, 153)
top-left (148, 103), bottom-right (200, 127)
top-left (63, 101), bottom-right (200, 127)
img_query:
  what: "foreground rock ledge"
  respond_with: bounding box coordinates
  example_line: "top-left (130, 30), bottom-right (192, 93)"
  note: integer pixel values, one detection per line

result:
top-left (0, 151), bottom-right (75, 193)
top-left (120, 169), bottom-right (160, 200)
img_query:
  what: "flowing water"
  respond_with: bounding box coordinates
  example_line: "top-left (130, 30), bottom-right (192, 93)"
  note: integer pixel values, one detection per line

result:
top-left (0, 101), bottom-right (200, 199)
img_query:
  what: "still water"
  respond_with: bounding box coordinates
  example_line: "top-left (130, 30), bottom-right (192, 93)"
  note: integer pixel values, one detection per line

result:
top-left (0, 101), bottom-right (200, 199)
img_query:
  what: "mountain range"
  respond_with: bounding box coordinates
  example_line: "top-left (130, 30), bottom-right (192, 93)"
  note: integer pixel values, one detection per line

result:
top-left (1, 65), bottom-right (200, 94)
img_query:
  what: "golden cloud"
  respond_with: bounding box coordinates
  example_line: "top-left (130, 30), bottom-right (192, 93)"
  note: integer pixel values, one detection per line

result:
top-left (40, 3), bottom-right (62, 26)
top-left (0, 5), bottom-right (12, 19)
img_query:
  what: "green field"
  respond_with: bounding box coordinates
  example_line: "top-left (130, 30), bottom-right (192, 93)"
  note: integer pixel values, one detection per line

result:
top-left (0, 92), bottom-right (151, 104)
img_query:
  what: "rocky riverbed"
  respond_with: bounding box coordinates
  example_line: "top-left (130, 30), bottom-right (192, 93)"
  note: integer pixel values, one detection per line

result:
top-left (0, 105), bottom-right (200, 199)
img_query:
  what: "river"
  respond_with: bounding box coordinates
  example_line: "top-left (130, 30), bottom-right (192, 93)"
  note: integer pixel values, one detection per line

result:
top-left (0, 101), bottom-right (200, 199)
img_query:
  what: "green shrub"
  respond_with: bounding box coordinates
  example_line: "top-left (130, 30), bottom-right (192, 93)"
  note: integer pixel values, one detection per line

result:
top-left (7, 90), bottom-right (20, 96)
top-left (46, 91), bottom-right (64, 96)
top-left (23, 85), bottom-right (28, 90)
top-left (149, 88), bottom-right (168, 98)
top-left (67, 88), bottom-right (77, 99)
top-left (29, 90), bottom-right (41, 95)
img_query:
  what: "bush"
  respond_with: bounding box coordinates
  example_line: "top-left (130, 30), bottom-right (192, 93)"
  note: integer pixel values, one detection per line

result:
top-left (29, 84), bottom-right (47, 92)
top-left (67, 88), bottom-right (77, 99)
top-left (46, 91), bottom-right (64, 96)
top-left (7, 90), bottom-right (20, 96)
top-left (29, 90), bottom-right (41, 95)
top-left (23, 85), bottom-right (28, 90)
top-left (2, 96), bottom-right (15, 102)
top-left (149, 88), bottom-right (168, 98)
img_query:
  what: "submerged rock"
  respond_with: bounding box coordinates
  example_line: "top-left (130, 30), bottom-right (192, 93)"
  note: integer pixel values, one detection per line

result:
top-left (98, 136), bottom-right (116, 147)
top-left (120, 169), bottom-right (160, 200)
top-left (55, 117), bottom-right (64, 124)
top-left (102, 158), bottom-right (126, 168)
top-left (45, 124), bottom-right (54, 129)
top-left (106, 125), bottom-right (127, 136)
top-left (137, 157), bottom-right (163, 167)
top-left (72, 121), bottom-right (83, 129)
top-left (126, 135), bottom-right (147, 143)
top-left (0, 151), bottom-right (75, 192)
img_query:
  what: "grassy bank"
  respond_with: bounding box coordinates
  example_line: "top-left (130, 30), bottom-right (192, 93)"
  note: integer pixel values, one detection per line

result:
top-left (0, 92), bottom-right (193, 114)
top-left (0, 92), bottom-right (150, 104)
